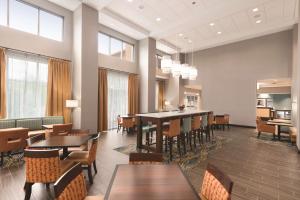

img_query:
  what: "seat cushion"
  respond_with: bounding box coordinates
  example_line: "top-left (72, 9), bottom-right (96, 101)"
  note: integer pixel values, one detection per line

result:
top-left (42, 116), bottom-right (64, 125)
top-left (16, 118), bottom-right (42, 131)
top-left (66, 151), bottom-right (89, 165)
top-left (28, 130), bottom-right (45, 137)
top-left (84, 195), bottom-right (104, 200)
top-left (60, 160), bottom-right (75, 174)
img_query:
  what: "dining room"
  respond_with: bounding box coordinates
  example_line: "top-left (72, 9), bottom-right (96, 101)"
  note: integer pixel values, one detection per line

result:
top-left (1, 0), bottom-right (300, 200)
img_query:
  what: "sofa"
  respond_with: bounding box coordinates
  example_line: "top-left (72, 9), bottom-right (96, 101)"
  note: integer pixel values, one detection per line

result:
top-left (0, 116), bottom-right (64, 137)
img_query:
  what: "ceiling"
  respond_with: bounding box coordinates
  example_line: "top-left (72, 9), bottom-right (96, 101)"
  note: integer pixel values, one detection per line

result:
top-left (48, 0), bottom-right (298, 54)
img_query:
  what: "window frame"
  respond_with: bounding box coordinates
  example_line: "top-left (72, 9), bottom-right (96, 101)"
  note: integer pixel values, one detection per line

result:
top-left (1, 0), bottom-right (64, 41)
top-left (98, 32), bottom-right (135, 62)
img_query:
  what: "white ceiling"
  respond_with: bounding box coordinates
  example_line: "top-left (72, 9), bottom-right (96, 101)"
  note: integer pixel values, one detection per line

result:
top-left (48, 0), bottom-right (298, 54)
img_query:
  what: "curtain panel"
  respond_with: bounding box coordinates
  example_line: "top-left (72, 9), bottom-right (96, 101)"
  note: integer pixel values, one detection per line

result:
top-left (46, 59), bottom-right (71, 123)
top-left (128, 74), bottom-right (139, 115)
top-left (158, 81), bottom-right (164, 111)
top-left (98, 68), bottom-right (108, 131)
top-left (0, 48), bottom-right (6, 118)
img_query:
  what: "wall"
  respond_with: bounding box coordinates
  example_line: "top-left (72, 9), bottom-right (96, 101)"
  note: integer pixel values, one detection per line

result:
top-left (98, 24), bottom-right (138, 74)
top-left (0, 0), bottom-right (73, 60)
top-left (187, 30), bottom-right (293, 126)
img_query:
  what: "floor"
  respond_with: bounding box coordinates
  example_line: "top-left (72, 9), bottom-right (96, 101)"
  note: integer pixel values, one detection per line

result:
top-left (0, 127), bottom-right (300, 200)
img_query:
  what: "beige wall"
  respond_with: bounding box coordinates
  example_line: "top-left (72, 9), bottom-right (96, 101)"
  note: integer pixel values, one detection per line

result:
top-left (0, 0), bottom-right (73, 60)
top-left (187, 30), bottom-right (293, 126)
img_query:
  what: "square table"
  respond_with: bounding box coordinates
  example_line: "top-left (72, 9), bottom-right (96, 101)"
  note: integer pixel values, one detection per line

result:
top-left (28, 135), bottom-right (91, 158)
top-left (105, 164), bottom-right (201, 200)
top-left (267, 119), bottom-right (293, 140)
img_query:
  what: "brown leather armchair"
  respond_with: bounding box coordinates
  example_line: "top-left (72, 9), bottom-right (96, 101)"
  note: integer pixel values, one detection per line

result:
top-left (256, 117), bottom-right (275, 138)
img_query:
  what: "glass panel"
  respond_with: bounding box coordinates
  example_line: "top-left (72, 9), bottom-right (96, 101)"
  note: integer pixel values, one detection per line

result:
top-left (122, 42), bottom-right (134, 61)
top-left (110, 37), bottom-right (122, 58)
top-left (39, 10), bottom-right (63, 41)
top-left (0, 0), bottom-right (7, 26)
top-left (6, 53), bottom-right (48, 118)
top-left (9, 0), bottom-right (38, 34)
top-left (98, 33), bottom-right (110, 55)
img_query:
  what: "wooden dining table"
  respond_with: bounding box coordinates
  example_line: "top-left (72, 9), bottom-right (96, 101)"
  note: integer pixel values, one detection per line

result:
top-left (28, 135), bottom-right (92, 158)
top-left (136, 110), bottom-right (212, 153)
top-left (267, 119), bottom-right (293, 140)
top-left (105, 164), bottom-right (201, 200)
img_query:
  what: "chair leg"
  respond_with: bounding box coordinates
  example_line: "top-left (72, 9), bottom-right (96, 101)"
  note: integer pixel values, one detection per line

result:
top-left (93, 161), bottom-right (98, 174)
top-left (258, 131), bottom-right (261, 138)
top-left (193, 131), bottom-right (196, 149)
top-left (197, 130), bottom-right (201, 144)
top-left (87, 165), bottom-right (93, 184)
top-left (168, 137), bottom-right (173, 161)
top-left (164, 136), bottom-right (168, 152)
top-left (177, 135), bottom-right (181, 158)
top-left (181, 132), bottom-right (187, 155)
top-left (24, 182), bottom-right (33, 200)
top-left (0, 152), bottom-right (3, 166)
top-left (189, 132), bottom-right (193, 150)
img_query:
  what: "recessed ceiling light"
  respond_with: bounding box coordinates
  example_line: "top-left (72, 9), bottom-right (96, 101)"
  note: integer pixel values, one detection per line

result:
top-left (209, 23), bottom-right (215, 26)
top-left (188, 40), bottom-right (192, 43)
top-left (178, 33), bottom-right (183, 37)
top-left (217, 31), bottom-right (222, 34)
top-left (128, 0), bottom-right (133, 2)
top-left (156, 17), bottom-right (161, 22)
top-left (256, 20), bottom-right (262, 24)
top-left (252, 8), bottom-right (259, 12)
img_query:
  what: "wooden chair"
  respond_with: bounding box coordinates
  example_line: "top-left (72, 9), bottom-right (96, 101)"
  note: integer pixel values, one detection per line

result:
top-left (54, 163), bottom-right (104, 200)
top-left (200, 163), bottom-right (233, 200)
top-left (256, 117), bottom-right (275, 138)
top-left (0, 128), bottom-right (29, 166)
top-left (117, 115), bottom-right (123, 132)
top-left (26, 134), bottom-right (45, 147)
top-left (46, 123), bottom-right (73, 138)
top-left (68, 129), bottom-right (90, 151)
top-left (215, 115), bottom-right (229, 131)
top-left (129, 153), bottom-right (163, 164)
top-left (24, 149), bottom-right (75, 200)
top-left (65, 134), bottom-right (100, 184)
top-left (224, 114), bottom-right (230, 129)
top-left (163, 119), bottom-right (181, 161)
top-left (208, 113), bottom-right (215, 138)
top-left (122, 118), bottom-right (135, 133)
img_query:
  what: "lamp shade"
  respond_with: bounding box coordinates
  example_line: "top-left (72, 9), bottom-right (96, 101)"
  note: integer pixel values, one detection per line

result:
top-left (66, 100), bottom-right (79, 108)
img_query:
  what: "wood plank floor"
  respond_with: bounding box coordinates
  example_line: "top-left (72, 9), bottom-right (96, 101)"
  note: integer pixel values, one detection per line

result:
top-left (0, 127), bottom-right (299, 200)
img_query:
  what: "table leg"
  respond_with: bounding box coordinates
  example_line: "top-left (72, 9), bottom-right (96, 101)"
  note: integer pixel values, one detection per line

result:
top-left (278, 125), bottom-right (281, 141)
top-left (156, 120), bottom-right (163, 153)
top-left (62, 147), bottom-right (69, 159)
top-left (137, 117), bottom-right (143, 149)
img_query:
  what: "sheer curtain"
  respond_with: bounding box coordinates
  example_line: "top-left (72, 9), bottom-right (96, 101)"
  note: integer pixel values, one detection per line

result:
top-left (107, 71), bottom-right (128, 129)
top-left (6, 51), bottom-right (48, 118)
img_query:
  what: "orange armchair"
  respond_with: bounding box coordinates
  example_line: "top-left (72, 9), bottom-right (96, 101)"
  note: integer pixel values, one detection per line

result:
top-left (256, 117), bottom-right (275, 138)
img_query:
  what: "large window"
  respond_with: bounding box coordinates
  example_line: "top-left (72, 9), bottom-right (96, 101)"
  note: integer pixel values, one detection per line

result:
top-left (0, 0), bottom-right (63, 41)
top-left (6, 52), bottom-right (48, 118)
top-left (107, 71), bottom-right (128, 129)
top-left (98, 33), bottom-right (134, 62)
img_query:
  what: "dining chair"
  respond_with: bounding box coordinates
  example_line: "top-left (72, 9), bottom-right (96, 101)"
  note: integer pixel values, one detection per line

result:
top-left (163, 119), bottom-right (181, 161)
top-left (224, 114), bottom-right (230, 129)
top-left (0, 128), bottom-right (29, 166)
top-left (46, 123), bottom-right (73, 138)
top-left (26, 134), bottom-right (45, 147)
top-left (215, 115), bottom-right (227, 131)
top-left (68, 129), bottom-right (90, 151)
top-left (54, 163), bottom-right (104, 200)
top-left (192, 116), bottom-right (202, 148)
top-left (181, 117), bottom-right (192, 154)
top-left (117, 115), bottom-right (123, 133)
top-left (129, 153), bottom-right (163, 164)
top-left (65, 134), bottom-right (100, 184)
top-left (122, 118), bottom-right (135, 133)
top-left (201, 115), bottom-right (209, 142)
top-left (208, 113), bottom-right (215, 138)
top-left (199, 163), bottom-right (233, 200)
top-left (24, 149), bottom-right (75, 200)
top-left (256, 117), bottom-right (275, 138)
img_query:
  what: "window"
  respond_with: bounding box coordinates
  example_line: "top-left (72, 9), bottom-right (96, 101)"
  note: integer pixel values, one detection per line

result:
top-left (39, 10), bottom-right (63, 41)
top-left (9, 0), bottom-right (38, 34)
top-left (107, 71), bottom-right (128, 129)
top-left (0, 0), bottom-right (63, 41)
top-left (6, 52), bottom-right (48, 118)
top-left (98, 33), bottom-right (134, 62)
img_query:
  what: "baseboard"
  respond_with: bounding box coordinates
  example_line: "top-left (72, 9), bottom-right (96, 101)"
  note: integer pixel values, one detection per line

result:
top-left (229, 124), bottom-right (256, 129)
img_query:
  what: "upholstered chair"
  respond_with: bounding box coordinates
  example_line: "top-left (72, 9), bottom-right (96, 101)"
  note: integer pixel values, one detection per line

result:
top-left (181, 117), bottom-right (192, 154)
top-left (129, 153), bottom-right (163, 164)
top-left (65, 134), bottom-right (100, 184)
top-left (122, 118), bottom-right (135, 133)
top-left (201, 115), bottom-right (209, 142)
top-left (24, 149), bottom-right (75, 200)
top-left (256, 117), bottom-right (275, 138)
top-left (26, 134), bottom-right (45, 148)
top-left (54, 163), bottom-right (104, 200)
top-left (45, 123), bottom-right (73, 138)
top-left (200, 163), bottom-right (233, 200)
top-left (192, 116), bottom-right (202, 148)
top-left (207, 113), bottom-right (215, 138)
top-left (117, 115), bottom-right (123, 132)
top-left (163, 119), bottom-right (181, 161)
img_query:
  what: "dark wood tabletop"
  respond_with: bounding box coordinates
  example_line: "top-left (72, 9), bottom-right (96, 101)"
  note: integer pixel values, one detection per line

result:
top-left (105, 164), bottom-right (201, 200)
top-left (28, 135), bottom-right (91, 148)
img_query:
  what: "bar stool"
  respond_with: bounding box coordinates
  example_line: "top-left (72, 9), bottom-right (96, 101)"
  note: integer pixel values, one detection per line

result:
top-left (201, 114), bottom-right (209, 142)
top-left (192, 116), bottom-right (202, 148)
top-left (208, 113), bottom-right (215, 139)
top-left (181, 117), bottom-right (192, 154)
top-left (163, 119), bottom-right (181, 161)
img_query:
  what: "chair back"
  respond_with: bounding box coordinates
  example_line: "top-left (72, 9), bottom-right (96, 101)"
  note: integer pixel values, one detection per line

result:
top-left (129, 153), bottom-right (163, 164)
top-left (182, 117), bottom-right (192, 133)
top-left (26, 134), bottom-right (45, 147)
top-left (24, 149), bottom-right (60, 183)
top-left (201, 115), bottom-right (208, 127)
top-left (192, 116), bottom-right (201, 130)
top-left (122, 118), bottom-right (134, 128)
top-left (0, 128), bottom-right (28, 153)
top-left (215, 115), bottom-right (226, 125)
top-left (54, 163), bottom-right (87, 200)
top-left (52, 123), bottom-right (73, 136)
top-left (168, 119), bottom-right (181, 137)
top-left (88, 134), bottom-right (100, 164)
top-left (117, 115), bottom-right (122, 125)
top-left (224, 114), bottom-right (230, 124)
top-left (208, 113), bottom-right (214, 126)
top-left (201, 163), bottom-right (233, 200)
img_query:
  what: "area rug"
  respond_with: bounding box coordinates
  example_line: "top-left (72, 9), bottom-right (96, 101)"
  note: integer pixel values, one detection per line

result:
top-left (0, 153), bottom-right (24, 169)
top-left (249, 134), bottom-right (294, 147)
top-left (114, 136), bottom-right (231, 171)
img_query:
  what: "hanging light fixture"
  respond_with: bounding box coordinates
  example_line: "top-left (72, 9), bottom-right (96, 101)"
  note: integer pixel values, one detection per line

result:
top-left (188, 42), bottom-right (198, 80)
top-left (172, 60), bottom-right (182, 77)
top-left (181, 64), bottom-right (190, 79)
top-left (161, 55), bottom-right (172, 74)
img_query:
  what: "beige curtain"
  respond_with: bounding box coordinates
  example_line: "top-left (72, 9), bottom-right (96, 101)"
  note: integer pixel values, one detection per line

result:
top-left (98, 69), bottom-right (108, 131)
top-left (0, 48), bottom-right (6, 118)
top-left (128, 74), bottom-right (139, 115)
top-left (158, 81), bottom-right (164, 111)
top-left (46, 59), bottom-right (71, 123)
